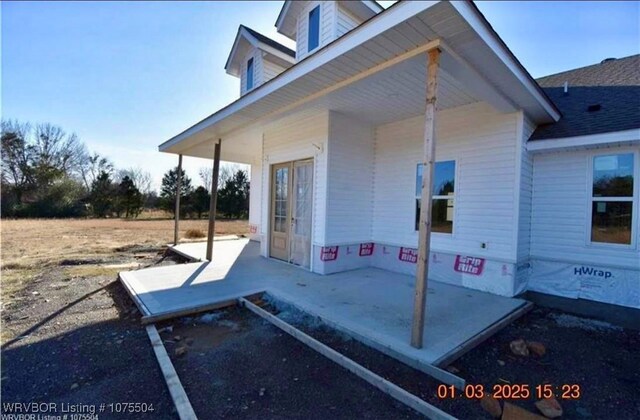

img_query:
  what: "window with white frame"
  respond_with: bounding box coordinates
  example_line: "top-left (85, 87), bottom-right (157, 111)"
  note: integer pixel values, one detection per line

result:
top-left (416, 161), bottom-right (455, 233)
top-left (308, 5), bottom-right (320, 52)
top-left (590, 153), bottom-right (634, 245)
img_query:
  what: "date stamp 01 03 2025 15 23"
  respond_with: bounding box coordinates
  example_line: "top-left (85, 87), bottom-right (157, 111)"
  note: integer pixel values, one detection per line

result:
top-left (437, 383), bottom-right (582, 400)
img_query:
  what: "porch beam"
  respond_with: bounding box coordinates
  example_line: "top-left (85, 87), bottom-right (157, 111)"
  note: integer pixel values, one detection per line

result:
top-left (411, 47), bottom-right (440, 349)
top-left (205, 139), bottom-right (222, 261)
top-left (173, 154), bottom-right (183, 245)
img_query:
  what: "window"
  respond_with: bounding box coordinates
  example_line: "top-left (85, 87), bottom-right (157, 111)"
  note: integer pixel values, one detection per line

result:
top-left (308, 6), bottom-right (320, 52)
top-left (416, 161), bottom-right (455, 233)
top-left (590, 153), bottom-right (634, 245)
top-left (246, 57), bottom-right (254, 91)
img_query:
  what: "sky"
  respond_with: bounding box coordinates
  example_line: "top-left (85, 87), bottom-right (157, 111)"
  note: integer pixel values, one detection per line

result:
top-left (2, 1), bottom-right (639, 190)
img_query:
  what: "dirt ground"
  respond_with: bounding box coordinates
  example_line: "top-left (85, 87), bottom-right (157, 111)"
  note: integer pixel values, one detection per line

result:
top-left (158, 307), bottom-right (423, 419)
top-left (0, 217), bottom-right (247, 418)
top-left (267, 298), bottom-right (640, 419)
top-left (1, 217), bottom-right (247, 333)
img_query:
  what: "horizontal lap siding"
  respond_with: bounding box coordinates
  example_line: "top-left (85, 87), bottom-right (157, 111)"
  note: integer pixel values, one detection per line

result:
top-left (262, 110), bottom-right (329, 246)
top-left (240, 49), bottom-right (263, 96)
top-left (336, 5), bottom-right (360, 37)
top-left (517, 115), bottom-right (536, 262)
top-left (263, 58), bottom-right (287, 83)
top-left (531, 148), bottom-right (639, 268)
top-left (372, 102), bottom-right (519, 261)
top-left (296, 1), bottom-right (335, 62)
top-left (325, 112), bottom-right (374, 244)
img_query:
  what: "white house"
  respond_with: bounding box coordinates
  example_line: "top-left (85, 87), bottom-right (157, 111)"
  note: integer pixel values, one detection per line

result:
top-left (160, 1), bottom-right (639, 310)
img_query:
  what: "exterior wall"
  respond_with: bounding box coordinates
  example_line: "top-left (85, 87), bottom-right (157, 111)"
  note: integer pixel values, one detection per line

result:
top-left (372, 102), bottom-right (520, 262)
top-left (295, 1), bottom-right (336, 61)
top-left (262, 56), bottom-right (288, 83)
top-left (248, 159), bottom-right (263, 242)
top-left (528, 145), bottom-right (640, 308)
top-left (336, 3), bottom-right (362, 37)
top-left (259, 109), bottom-right (330, 266)
top-left (325, 111), bottom-right (374, 245)
top-left (530, 146), bottom-right (639, 268)
top-left (239, 48), bottom-right (263, 96)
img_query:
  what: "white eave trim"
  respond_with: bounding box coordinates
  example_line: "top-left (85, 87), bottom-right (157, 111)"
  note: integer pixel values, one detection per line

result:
top-left (450, 1), bottom-right (561, 122)
top-left (162, 0), bottom-right (560, 153)
top-left (527, 128), bottom-right (640, 152)
top-left (161, 1), bottom-right (440, 152)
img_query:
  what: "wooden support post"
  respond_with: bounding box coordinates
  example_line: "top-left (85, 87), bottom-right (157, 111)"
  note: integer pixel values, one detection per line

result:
top-left (205, 139), bottom-right (222, 261)
top-left (173, 154), bottom-right (183, 246)
top-left (411, 48), bottom-right (440, 349)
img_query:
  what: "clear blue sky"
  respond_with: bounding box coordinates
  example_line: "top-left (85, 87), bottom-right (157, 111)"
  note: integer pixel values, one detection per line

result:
top-left (2, 1), bottom-right (639, 189)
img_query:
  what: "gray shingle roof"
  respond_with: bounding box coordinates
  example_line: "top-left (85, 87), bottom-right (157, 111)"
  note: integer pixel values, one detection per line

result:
top-left (530, 54), bottom-right (640, 141)
top-left (240, 25), bottom-right (295, 58)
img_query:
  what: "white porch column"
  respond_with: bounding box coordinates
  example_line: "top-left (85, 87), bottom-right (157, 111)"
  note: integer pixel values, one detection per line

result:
top-left (173, 154), bottom-right (183, 246)
top-left (205, 139), bottom-right (222, 261)
top-left (411, 47), bottom-right (440, 349)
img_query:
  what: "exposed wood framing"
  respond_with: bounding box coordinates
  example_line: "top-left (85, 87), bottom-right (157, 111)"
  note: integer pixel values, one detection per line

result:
top-left (206, 139), bottom-right (222, 261)
top-left (239, 298), bottom-right (455, 420)
top-left (174, 154), bottom-right (183, 246)
top-left (411, 47), bottom-right (440, 349)
top-left (146, 325), bottom-right (197, 420)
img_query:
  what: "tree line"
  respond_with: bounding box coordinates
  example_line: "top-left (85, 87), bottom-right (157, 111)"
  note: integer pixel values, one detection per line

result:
top-left (1, 120), bottom-right (249, 219)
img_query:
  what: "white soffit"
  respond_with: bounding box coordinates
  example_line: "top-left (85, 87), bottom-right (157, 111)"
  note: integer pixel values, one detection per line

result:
top-left (161, 1), bottom-right (559, 156)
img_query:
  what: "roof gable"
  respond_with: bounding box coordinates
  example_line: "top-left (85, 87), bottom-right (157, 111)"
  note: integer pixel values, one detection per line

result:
top-left (531, 55), bottom-right (640, 140)
top-left (225, 25), bottom-right (295, 77)
top-left (275, 0), bottom-right (383, 39)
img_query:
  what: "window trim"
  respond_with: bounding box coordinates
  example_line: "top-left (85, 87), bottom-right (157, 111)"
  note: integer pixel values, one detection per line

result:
top-left (246, 57), bottom-right (254, 91)
top-left (586, 150), bottom-right (638, 249)
top-left (307, 5), bottom-right (321, 54)
top-left (415, 160), bottom-right (457, 236)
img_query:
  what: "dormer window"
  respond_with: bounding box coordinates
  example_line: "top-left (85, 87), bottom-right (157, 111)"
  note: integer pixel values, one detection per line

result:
top-left (246, 57), bottom-right (254, 91)
top-left (308, 5), bottom-right (320, 52)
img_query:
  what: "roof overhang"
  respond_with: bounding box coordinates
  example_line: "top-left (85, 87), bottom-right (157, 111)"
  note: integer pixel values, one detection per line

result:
top-left (527, 128), bottom-right (640, 153)
top-left (276, 0), bottom-right (383, 40)
top-left (161, 1), bottom-right (561, 160)
top-left (225, 26), bottom-right (295, 77)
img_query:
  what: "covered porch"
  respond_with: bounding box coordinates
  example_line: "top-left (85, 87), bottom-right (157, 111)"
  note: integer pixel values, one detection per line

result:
top-left (120, 238), bottom-right (530, 370)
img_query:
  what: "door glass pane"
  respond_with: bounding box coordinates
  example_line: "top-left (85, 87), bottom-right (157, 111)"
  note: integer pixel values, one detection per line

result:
top-left (593, 154), bottom-right (634, 197)
top-left (591, 201), bottom-right (632, 244)
top-left (273, 167), bottom-right (288, 233)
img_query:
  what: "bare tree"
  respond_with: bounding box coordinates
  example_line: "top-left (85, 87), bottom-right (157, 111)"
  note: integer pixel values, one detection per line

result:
top-left (199, 163), bottom-right (245, 192)
top-left (79, 152), bottom-right (114, 190)
top-left (1, 120), bottom-right (32, 199)
top-left (116, 167), bottom-right (153, 196)
top-left (32, 123), bottom-right (86, 177)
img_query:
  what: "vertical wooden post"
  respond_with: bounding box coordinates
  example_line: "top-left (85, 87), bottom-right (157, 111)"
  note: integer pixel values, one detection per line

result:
top-left (206, 139), bottom-right (222, 261)
top-left (174, 154), bottom-right (183, 246)
top-left (411, 48), bottom-right (440, 349)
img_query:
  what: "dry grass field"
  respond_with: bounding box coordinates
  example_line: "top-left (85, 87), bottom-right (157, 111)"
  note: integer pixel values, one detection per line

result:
top-left (1, 216), bottom-right (248, 302)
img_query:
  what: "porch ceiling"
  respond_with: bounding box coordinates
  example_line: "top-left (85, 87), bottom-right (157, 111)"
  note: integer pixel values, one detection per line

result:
top-left (161, 1), bottom-right (560, 161)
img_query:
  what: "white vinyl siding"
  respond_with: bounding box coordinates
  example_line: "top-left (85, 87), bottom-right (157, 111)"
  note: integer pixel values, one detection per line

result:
top-left (531, 147), bottom-right (640, 269)
top-left (336, 4), bottom-right (362, 37)
top-left (325, 111), bottom-right (374, 245)
top-left (240, 49), bottom-right (262, 96)
top-left (372, 102), bottom-right (520, 261)
top-left (295, 1), bottom-right (336, 61)
top-left (262, 57), bottom-right (288, 83)
top-left (261, 110), bottom-right (329, 250)
top-left (517, 115), bottom-right (536, 262)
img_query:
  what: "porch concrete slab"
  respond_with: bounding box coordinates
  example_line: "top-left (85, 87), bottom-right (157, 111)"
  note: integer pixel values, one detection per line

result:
top-left (120, 239), bottom-right (527, 366)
